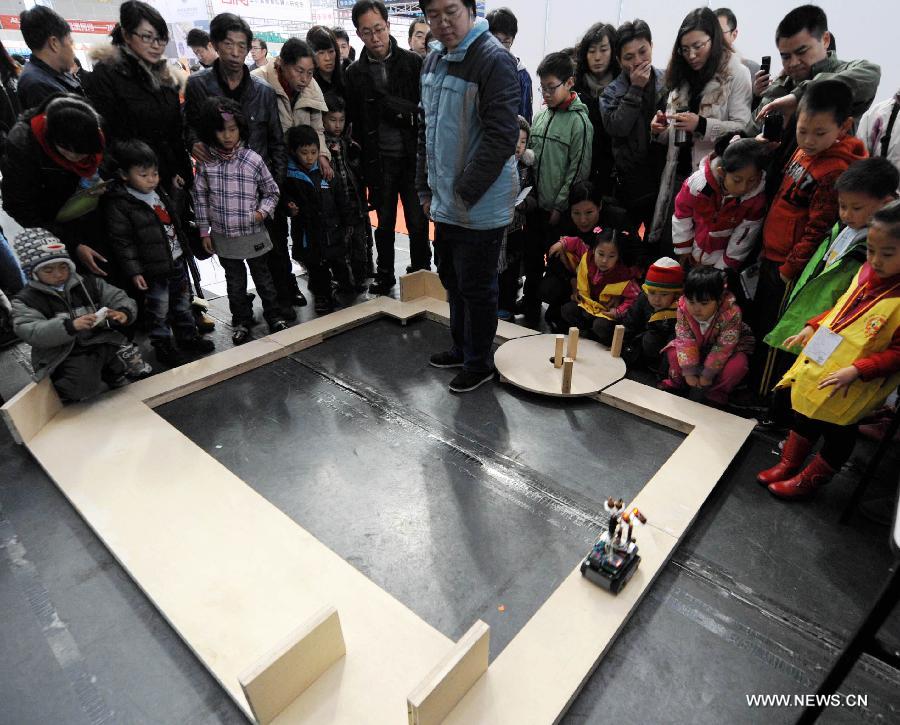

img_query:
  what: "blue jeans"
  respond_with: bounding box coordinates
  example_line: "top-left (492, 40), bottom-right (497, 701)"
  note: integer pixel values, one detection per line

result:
top-left (434, 223), bottom-right (503, 374)
top-left (144, 257), bottom-right (196, 341)
top-left (0, 229), bottom-right (25, 295)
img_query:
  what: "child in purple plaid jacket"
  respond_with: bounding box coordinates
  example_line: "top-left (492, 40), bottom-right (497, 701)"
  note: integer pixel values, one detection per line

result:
top-left (192, 97), bottom-right (288, 345)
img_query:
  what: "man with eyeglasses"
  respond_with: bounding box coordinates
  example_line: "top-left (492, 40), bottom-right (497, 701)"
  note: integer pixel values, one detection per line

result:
top-left (417, 0), bottom-right (520, 393)
top-left (715, 8), bottom-right (759, 80)
top-left (249, 38), bottom-right (269, 71)
top-left (346, 0), bottom-right (431, 296)
top-left (16, 6), bottom-right (83, 111)
top-left (184, 14), bottom-right (296, 319)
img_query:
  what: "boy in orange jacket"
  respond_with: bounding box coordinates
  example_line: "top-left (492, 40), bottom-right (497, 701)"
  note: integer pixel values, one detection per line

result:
top-left (754, 79), bottom-right (867, 388)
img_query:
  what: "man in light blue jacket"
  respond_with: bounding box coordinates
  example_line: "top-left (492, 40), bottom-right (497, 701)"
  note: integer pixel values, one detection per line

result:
top-left (416, 0), bottom-right (520, 393)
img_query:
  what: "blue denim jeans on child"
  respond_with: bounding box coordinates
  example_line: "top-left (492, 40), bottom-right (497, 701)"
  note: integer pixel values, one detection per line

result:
top-left (0, 229), bottom-right (26, 295)
top-left (144, 257), bottom-right (195, 341)
top-left (434, 223), bottom-right (503, 374)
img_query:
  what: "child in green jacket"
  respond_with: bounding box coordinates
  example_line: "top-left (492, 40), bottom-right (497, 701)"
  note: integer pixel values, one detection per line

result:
top-left (765, 158), bottom-right (898, 354)
top-left (520, 51), bottom-right (594, 327)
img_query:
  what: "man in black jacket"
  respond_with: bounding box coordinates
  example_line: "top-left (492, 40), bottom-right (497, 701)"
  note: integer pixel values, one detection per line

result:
top-left (346, 0), bottom-right (430, 296)
top-left (16, 6), bottom-right (83, 111)
top-left (183, 13), bottom-right (297, 317)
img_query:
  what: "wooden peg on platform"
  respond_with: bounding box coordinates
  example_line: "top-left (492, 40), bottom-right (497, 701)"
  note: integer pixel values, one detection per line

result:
top-left (567, 327), bottom-right (579, 360)
top-left (561, 357), bottom-right (574, 394)
top-left (610, 324), bottom-right (625, 358)
top-left (554, 335), bottom-right (565, 368)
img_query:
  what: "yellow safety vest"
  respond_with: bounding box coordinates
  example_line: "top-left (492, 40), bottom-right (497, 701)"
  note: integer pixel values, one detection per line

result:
top-left (576, 254), bottom-right (631, 319)
top-left (778, 269), bottom-right (900, 425)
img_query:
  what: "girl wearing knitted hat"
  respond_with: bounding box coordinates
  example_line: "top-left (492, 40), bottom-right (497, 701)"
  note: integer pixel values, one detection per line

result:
top-left (621, 257), bottom-right (683, 374)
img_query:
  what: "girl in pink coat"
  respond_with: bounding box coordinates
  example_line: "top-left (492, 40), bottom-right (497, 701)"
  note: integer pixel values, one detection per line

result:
top-left (661, 266), bottom-right (754, 406)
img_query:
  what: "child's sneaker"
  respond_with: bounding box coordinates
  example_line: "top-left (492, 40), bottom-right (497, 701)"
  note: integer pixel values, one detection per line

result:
top-left (269, 320), bottom-right (289, 333)
top-left (117, 342), bottom-right (153, 378)
top-left (497, 309), bottom-right (513, 321)
top-left (232, 325), bottom-right (251, 345)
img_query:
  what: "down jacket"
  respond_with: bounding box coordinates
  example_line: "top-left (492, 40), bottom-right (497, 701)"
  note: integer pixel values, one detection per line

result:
top-left (671, 154), bottom-right (766, 270)
top-left (103, 182), bottom-right (189, 280)
top-left (85, 45), bottom-right (192, 189)
top-left (416, 19), bottom-right (520, 230)
top-left (11, 272), bottom-right (136, 380)
top-left (762, 135), bottom-right (867, 280)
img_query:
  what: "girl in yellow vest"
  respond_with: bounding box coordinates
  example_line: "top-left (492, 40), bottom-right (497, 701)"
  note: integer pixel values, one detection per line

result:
top-left (554, 228), bottom-right (640, 344)
top-left (757, 201), bottom-right (900, 499)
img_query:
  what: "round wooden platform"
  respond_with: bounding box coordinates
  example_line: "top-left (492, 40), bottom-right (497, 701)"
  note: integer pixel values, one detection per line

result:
top-left (494, 334), bottom-right (626, 398)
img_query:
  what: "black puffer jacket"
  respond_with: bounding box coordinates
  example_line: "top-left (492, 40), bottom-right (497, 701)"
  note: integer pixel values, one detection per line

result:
top-left (103, 182), bottom-right (188, 279)
top-left (345, 36), bottom-right (422, 197)
top-left (84, 46), bottom-right (192, 190)
top-left (0, 107), bottom-right (106, 257)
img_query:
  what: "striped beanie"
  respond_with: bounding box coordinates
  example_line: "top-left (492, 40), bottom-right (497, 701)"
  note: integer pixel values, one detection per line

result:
top-left (13, 228), bottom-right (75, 280)
top-left (643, 257), bottom-right (684, 295)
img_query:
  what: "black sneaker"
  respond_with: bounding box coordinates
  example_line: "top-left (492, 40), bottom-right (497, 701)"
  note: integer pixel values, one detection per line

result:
top-left (292, 292), bottom-right (308, 307)
top-left (314, 296), bottom-right (334, 314)
top-left (232, 325), bottom-right (251, 345)
top-left (429, 351), bottom-right (464, 368)
top-left (269, 320), bottom-right (289, 333)
top-left (178, 335), bottom-right (215, 353)
top-left (152, 338), bottom-right (189, 366)
top-left (449, 369), bottom-right (494, 393)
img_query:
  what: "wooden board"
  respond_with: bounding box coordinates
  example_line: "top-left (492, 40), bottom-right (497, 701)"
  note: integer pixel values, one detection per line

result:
top-left (407, 621), bottom-right (489, 725)
top-left (0, 377), bottom-right (62, 444)
top-left (240, 606), bottom-right (346, 725)
top-left (3, 274), bottom-right (754, 724)
top-left (494, 334), bottom-right (626, 397)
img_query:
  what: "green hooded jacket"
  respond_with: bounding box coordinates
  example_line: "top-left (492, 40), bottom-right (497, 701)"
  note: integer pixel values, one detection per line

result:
top-left (529, 93), bottom-right (593, 212)
top-left (764, 223), bottom-right (867, 353)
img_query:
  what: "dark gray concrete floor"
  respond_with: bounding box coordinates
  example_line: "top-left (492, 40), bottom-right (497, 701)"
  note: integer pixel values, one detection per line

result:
top-left (156, 318), bottom-right (683, 659)
top-left (2, 242), bottom-right (900, 724)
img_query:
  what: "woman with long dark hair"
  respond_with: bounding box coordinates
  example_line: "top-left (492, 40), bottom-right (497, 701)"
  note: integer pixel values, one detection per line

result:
top-left (647, 7), bottom-right (751, 252)
top-left (0, 39), bottom-right (22, 135)
top-left (84, 0), bottom-right (191, 194)
top-left (306, 25), bottom-right (344, 99)
top-left (574, 23), bottom-right (619, 196)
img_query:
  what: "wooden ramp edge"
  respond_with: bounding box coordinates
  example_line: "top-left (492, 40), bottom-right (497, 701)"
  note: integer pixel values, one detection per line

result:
top-left (407, 620), bottom-right (489, 725)
top-left (240, 606), bottom-right (346, 725)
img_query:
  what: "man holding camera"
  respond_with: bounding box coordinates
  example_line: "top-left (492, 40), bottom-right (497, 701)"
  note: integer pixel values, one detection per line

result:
top-left (752, 5), bottom-right (880, 195)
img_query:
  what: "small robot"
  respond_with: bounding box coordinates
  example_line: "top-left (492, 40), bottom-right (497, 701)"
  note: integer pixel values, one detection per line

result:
top-left (580, 497), bottom-right (647, 594)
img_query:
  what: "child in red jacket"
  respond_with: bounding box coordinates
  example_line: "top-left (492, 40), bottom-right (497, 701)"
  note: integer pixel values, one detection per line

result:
top-left (754, 79), bottom-right (867, 349)
top-left (672, 136), bottom-right (767, 270)
top-left (660, 266), bottom-right (755, 406)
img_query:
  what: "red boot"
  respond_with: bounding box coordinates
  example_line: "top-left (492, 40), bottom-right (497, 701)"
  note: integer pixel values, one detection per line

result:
top-left (767, 454), bottom-right (836, 499)
top-left (756, 432), bottom-right (812, 485)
